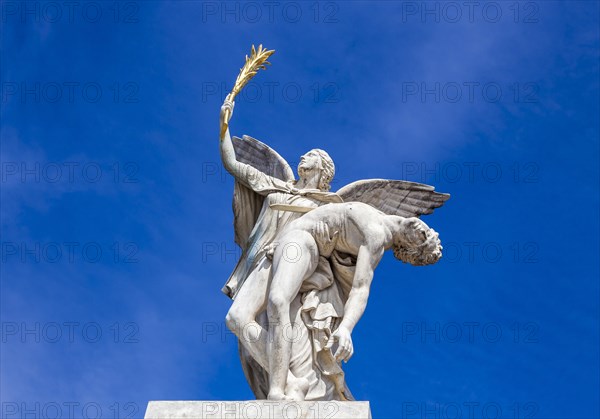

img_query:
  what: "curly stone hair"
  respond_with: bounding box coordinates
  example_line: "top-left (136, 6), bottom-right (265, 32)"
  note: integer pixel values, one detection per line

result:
top-left (393, 218), bottom-right (442, 266)
top-left (312, 148), bottom-right (335, 191)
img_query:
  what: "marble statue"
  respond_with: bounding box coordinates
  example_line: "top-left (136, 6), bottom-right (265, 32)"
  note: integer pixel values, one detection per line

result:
top-left (218, 45), bottom-right (450, 402)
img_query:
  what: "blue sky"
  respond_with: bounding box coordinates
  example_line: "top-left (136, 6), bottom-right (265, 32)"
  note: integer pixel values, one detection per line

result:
top-left (1, 1), bottom-right (599, 418)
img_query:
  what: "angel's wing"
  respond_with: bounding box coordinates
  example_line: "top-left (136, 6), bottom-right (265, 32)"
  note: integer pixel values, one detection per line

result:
top-left (232, 135), bottom-right (294, 182)
top-left (231, 135), bottom-right (294, 249)
top-left (336, 179), bottom-right (450, 218)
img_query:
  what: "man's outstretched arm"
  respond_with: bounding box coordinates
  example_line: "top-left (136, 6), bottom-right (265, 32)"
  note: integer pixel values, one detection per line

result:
top-left (327, 244), bottom-right (383, 362)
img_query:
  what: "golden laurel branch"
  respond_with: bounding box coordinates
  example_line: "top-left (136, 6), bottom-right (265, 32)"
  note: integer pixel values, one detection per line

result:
top-left (221, 44), bottom-right (275, 138)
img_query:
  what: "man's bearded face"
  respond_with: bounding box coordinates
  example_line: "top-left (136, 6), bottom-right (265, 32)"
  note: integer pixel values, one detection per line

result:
top-left (393, 218), bottom-right (442, 266)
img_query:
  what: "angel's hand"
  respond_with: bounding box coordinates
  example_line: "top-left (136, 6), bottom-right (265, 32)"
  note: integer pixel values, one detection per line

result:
top-left (312, 221), bottom-right (338, 257)
top-left (220, 96), bottom-right (235, 131)
top-left (263, 242), bottom-right (278, 260)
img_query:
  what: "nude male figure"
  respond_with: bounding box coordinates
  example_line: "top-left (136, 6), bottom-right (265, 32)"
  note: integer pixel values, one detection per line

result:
top-left (266, 201), bottom-right (442, 400)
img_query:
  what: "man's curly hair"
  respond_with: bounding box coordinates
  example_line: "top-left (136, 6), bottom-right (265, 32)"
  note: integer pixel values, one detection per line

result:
top-left (393, 218), bottom-right (442, 266)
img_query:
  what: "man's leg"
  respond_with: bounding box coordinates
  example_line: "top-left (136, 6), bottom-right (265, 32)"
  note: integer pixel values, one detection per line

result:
top-left (267, 230), bottom-right (319, 400)
top-left (226, 255), bottom-right (310, 396)
top-left (225, 256), bottom-right (271, 369)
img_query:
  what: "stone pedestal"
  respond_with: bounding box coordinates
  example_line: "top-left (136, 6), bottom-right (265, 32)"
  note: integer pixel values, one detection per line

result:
top-left (145, 401), bottom-right (372, 419)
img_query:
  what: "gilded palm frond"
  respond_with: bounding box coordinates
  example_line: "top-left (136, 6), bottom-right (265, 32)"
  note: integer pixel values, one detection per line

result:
top-left (221, 45), bottom-right (275, 138)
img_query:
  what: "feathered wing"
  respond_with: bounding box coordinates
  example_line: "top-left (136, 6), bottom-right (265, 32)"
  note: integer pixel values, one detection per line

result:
top-left (232, 135), bottom-right (295, 181)
top-left (232, 135), bottom-right (295, 249)
top-left (336, 179), bottom-right (450, 218)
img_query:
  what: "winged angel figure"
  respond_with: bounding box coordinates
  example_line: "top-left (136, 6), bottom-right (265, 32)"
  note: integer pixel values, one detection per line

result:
top-left (219, 100), bottom-right (449, 401)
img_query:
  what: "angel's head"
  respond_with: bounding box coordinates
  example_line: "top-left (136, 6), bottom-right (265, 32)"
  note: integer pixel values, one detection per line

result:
top-left (393, 217), bottom-right (442, 266)
top-left (297, 149), bottom-right (335, 191)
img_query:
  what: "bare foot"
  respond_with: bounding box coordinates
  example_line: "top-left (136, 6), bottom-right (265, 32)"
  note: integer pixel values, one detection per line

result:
top-left (267, 389), bottom-right (286, 401)
top-left (284, 375), bottom-right (310, 401)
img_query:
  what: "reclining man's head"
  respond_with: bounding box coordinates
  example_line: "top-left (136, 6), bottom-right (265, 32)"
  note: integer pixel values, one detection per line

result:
top-left (393, 217), bottom-right (442, 266)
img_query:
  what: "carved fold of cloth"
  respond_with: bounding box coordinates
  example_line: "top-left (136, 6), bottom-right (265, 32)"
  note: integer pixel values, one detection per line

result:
top-left (221, 134), bottom-right (450, 401)
top-left (221, 135), bottom-right (356, 400)
top-left (238, 251), bottom-right (357, 401)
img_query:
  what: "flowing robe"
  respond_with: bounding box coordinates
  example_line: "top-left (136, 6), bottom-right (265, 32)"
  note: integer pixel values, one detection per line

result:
top-left (222, 161), bottom-right (356, 401)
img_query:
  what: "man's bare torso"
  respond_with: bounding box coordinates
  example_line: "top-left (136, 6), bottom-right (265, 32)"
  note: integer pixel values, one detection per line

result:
top-left (279, 202), bottom-right (389, 256)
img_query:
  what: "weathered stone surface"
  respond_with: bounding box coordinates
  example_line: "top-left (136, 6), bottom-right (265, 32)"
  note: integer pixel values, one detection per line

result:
top-left (144, 400), bottom-right (372, 419)
top-left (214, 66), bottom-right (449, 400)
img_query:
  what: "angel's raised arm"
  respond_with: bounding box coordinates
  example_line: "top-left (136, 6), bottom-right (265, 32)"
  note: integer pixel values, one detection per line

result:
top-left (219, 101), bottom-right (295, 194)
top-left (219, 99), bottom-right (245, 179)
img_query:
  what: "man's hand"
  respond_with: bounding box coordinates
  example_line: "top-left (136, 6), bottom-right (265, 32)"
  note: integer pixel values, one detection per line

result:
top-left (326, 326), bottom-right (353, 363)
top-left (220, 96), bottom-right (235, 134)
top-left (312, 221), bottom-right (338, 258)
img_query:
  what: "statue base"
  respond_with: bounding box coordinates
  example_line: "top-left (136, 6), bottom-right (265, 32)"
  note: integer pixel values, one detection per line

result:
top-left (144, 400), bottom-right (372, 419)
